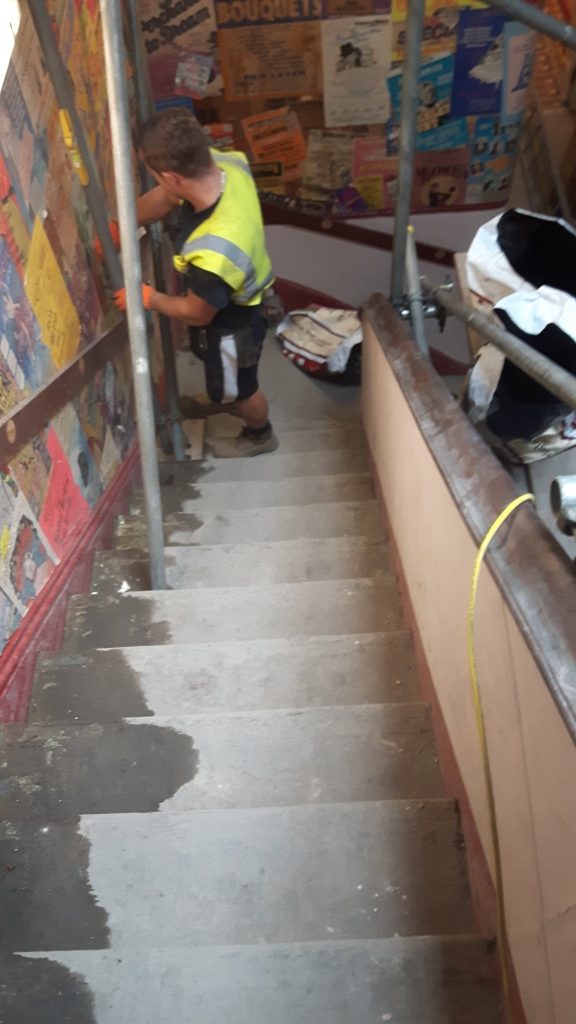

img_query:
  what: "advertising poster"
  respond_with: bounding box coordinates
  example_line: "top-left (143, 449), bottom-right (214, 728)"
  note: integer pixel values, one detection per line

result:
top-left (392, 7), bottom-right (459, 63)
top-left (416, 116), bottom-right (469, 152)
top-left (302, 129), bottom-right (356, 200)
top-left (0, 239), bottom-right (53, 391)
top-left (174, 53), bottom-right (214, 98)
top-left (25, 217), bottom-right (81, 371)
top-left (325, 0), bottom-right (375, 18)
top-left (451, 9), bottom-right (506, 116)
top-left (0, 188), bottom-right (30, 280)
top-left (322, 16), bottom-right (392, 127)
top-left (242, 107), bottom-right (307, 180)
top-left (411, 147), bottom-right (469, 211)
top-left (352, 136), bottom-right (397, 210)
top-left (204, 122), bottom-right (235, 149)
top-left (139, 0), bottom-right (218, 56)
top-left (0, 359), bottom-right (23, 419)
top-left (8, 433), bottom-right (52, 520)
top-left (53, 404), bottom-right (101, 509)
top-left (502, 22), bottom-right (535, 122)
top-left (39, 428), bottom-right (91, 558)
top-left (220, 22), bottom-right (322, 98)
top-left (388, 55), bottom-right (454, 133)
top-left (466, 115), bottom-right (515, 200)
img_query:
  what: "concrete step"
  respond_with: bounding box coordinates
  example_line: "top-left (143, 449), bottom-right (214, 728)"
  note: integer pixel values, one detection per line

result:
top-left (113, 500), bottom-right (381, 549)
top-left (132, 472), bottom-right (374, 514)
top-left (32, 633), bottom-right (418, 723)
top-left (205, 422), bottom-right (367, 454)
top-left (1, 704), bottom-right (442, 817)
top-left (1, 937), bottom-right (499, 1023)
top-left (64, 579), bottom-right (402, 652)
top-left (154, 449), bottom-right (369, 488)
top-left (0, 801), bottom-right (474, 950)
top-left (91, 537), bottom-right (390, 594)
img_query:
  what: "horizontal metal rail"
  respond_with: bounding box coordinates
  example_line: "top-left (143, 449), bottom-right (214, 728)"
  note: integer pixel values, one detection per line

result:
top-left (433, 285), bottom-right (576, 410)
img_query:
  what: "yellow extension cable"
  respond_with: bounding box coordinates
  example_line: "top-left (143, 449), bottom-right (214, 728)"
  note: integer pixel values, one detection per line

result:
top-left (467, 492), bottom-right (535, 1024)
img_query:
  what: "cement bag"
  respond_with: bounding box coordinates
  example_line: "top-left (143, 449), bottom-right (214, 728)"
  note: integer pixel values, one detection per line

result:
top-left (466, 286), bottom-right (576, 464)
top-left (466, 209), bottom-right (576, 305)
top-left (276, 307), bottom-right (362, 384)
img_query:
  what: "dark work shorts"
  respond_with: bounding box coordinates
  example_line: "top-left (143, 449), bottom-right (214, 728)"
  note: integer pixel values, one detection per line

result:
top-left (189, 311), bottom-right (267, 404)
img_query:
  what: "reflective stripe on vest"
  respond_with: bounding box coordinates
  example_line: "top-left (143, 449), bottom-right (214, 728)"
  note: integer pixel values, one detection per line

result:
top-left (216, 152), bottom-right (253, 178)
top-left (180, 233), bottom-right (272, 304)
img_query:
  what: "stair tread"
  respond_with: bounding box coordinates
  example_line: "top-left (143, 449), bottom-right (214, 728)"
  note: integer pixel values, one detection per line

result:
top-left (132, 472), bottom-right (374, 513)
top-left (154, 450), bottom-right (369, 488)
top-left (64, 578), bottom-right (403, 651)
top-left (32, 633), bottom-right (417, 722)
top-left (91, 536), bottom-right (390, 593)
top-left (114, 500), bottom-right (381, 548)
top-left (1, 938), bottom-right (499, 1024)
top-left (0, 801), bottom-right (474, 950)
top-left (1, 704), bottom-right (442, 816)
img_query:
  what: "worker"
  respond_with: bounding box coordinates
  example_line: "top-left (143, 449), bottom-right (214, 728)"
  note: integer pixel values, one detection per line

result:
top-left (111, 107), bottom-right (278, 458)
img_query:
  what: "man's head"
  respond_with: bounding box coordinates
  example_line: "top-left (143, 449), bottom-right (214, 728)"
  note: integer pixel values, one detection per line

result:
top-left (139, 108), bottom-right (215, 197)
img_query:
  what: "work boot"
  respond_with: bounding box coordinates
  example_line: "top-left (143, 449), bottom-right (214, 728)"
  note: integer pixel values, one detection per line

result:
top-left (180, 393), bottom-right (241, 418)
top-left (210, 424), bottom-right (279, 458)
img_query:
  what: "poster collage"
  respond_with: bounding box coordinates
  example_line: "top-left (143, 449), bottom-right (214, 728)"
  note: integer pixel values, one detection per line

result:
top-left (0, 1), bottom-right (136, 653)
top-left (139, 0), bottom-right (538, 215)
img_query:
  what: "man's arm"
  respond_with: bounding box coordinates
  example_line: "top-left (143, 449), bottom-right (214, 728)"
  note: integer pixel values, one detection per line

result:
top-left (136, 185), bottom-right (180, 227)
top-left (147, 287), bottom-right (217, 326)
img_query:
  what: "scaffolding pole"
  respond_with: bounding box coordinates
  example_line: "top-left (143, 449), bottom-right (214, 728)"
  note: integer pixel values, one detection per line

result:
top-left (487, 0), bottom-right (576, 49)
top-left (99, 0), bottom-right (166, 589)
top-left (389, 0), bottom-right (425, 306)
top-left (125, 0), bottom-right (186, 462)
top-left (405, 226), bottom-right (430, 358)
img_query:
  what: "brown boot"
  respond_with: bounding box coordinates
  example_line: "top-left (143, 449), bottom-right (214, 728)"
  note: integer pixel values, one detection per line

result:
top-left (210, 425), bottom-right (279, 458)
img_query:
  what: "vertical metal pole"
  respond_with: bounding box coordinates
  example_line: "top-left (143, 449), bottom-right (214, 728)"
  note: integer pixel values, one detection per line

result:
top-left (125, 0), bottom-right (186, 461)
top-left (390, 0), bottom-right (425, 305)
top-left (405, 225), bottom-right (430, 357)
top-left (99, 0), bottom-right (166, 589)
top-left (28, 2), bottom-right (123, 289)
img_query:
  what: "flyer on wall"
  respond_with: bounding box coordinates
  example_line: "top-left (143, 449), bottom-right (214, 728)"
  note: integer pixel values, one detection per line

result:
top-left (321, 16), bottom-right (392, 127)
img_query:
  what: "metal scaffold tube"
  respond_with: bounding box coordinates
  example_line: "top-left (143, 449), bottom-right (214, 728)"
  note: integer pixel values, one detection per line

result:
top-left (487, 0), bottom-right (576, 49)
top-left (125, 0), bottom-right (187, 462)
top-left (99, 0), bottom-right (167, 589)
top-left (434, 285), bottom-right (576, 410)
top-left (405, 225), bottom-right (430, 358)
top-left (389, 0), bottom-right (425, 306)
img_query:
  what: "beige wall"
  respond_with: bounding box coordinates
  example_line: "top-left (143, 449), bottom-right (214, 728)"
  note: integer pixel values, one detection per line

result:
top-left (362, 319), bottom-right (576, 1024)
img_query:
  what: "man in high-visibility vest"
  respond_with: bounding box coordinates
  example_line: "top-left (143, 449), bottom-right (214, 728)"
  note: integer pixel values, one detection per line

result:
top-left (113, 108), bottom-right (278, 458)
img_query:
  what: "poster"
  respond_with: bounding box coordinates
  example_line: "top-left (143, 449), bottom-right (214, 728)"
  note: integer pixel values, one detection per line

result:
top-left (322, 16), bottom-right (392, 127)
top-left (451, 9), bottom-right (506, 117)
top-left (139, 0), bottom-right (218, 56)
top-left (0, 239), bottom-right (52, 390)
top-left (39, 428), bottom-right (91, 558)
top-left (216, 0), bottom-right (321, 26)
top-left (8, 434), bottom-right (52, 520)
top-left (502, 22), bottom-right (535, 122)
top-left (466, 115), bottom-right (515, 200)
top-left (352, 138), bottom-right (397, 211)
top-left (220, 21), bottom-right (322, 99)
top-left (324, 0), bottom-right (374, 18)
top-left (252, 161), bottom-right (286, 193)
top-left (25, 217), bottom-right (81, 370)
top-left (53, 404), bottom-right (101, 509)
top-left (175, 53), bottom-right (214, 98)
top-left (242, 107), bottom-right (306, 179)
top-left (302, 129), bottom-right (355, 199)
top-left (392, 7), bottom-right (459, 63)
top-left (416, 117), bottom-right (469, 153)
top-left (388, 55), bottom-right (454, 133)
top-left (411, 147), bottom-right (469, 211)
top-left (0, 188), bottom-right (30, 279)
top-left (0, 477), bottom-right (55, 613)
top-left (204, 122), bottom-right (235, 149)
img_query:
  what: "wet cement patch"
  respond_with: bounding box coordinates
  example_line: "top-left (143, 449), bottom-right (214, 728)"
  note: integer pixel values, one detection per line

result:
top-left (62, 594), bottom-right (174, 653)
top-left (0, 819), bottom-right (109, 950)
top-left (31, 651), bottom-right (153, 723)
top-left (0, 953), bottom-right (96, 1024)
top-left (0, 721), bottom-right (199, 817)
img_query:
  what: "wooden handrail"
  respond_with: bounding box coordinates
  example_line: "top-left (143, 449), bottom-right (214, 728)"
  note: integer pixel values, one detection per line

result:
top-left (0, 321), bottom-right (128, 467)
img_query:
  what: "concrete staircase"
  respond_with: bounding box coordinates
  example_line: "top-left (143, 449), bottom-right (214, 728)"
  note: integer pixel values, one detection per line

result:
top-left (0, 412), bottom-right (499, 1023)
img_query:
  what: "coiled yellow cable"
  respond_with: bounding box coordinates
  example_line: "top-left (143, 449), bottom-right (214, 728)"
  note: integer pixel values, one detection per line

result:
top-left (467, 492), bottom-right (535, 1023)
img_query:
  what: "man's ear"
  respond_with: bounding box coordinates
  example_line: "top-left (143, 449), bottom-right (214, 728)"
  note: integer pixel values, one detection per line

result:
top-left (160, 169), bottom-right (181, 192)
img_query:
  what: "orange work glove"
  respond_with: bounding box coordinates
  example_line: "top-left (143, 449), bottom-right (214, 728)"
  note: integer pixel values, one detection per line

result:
top-left (94, 219), bottom-right (121, 260)
top-left (113, 283), bottom-right (155, 311)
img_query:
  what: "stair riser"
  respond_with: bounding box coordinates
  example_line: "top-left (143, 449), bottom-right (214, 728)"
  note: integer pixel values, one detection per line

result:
top-left (32, 634), bottom-right (418, 723)
top-left (3, 940), bottom-right (499, 1024)
top-left (0, 803), bottom-right (473, 950)
top-left (0, 705), bottom-right (443, 817)
top-left (90, 538), bottom-right (390, 595)
top-left (64, 580), bottom-right (402, 652)
top-left (114, 501), bottom-right (381, 549)
top-left (131, 474), bottom-right (374, 514)
top-left (156, 449), bottom-right (370, 487)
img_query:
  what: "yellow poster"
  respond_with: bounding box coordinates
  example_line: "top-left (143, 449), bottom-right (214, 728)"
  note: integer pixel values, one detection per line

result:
top-left (25, 218), bottom-right (81, 369)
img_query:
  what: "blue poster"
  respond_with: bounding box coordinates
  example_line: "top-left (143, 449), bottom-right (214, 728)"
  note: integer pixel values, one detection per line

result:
top-left (451, 9), bottom-right (506, 117)
top-left (388, 56), bottom-right (454, 132)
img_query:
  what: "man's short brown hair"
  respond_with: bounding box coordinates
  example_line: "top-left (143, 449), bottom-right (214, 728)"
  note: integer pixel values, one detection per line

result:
top-left (140, 108), bottom-right (214, 178)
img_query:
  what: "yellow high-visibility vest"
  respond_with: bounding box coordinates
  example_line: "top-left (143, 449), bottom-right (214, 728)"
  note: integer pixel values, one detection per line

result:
top-left (173, 149), bottom-right (275, 306)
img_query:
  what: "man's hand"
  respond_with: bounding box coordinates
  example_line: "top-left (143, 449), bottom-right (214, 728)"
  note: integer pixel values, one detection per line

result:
top-left (113, 284), bottom-right (155, 311)
top-left (94, 220), bottom-right (121, 261)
